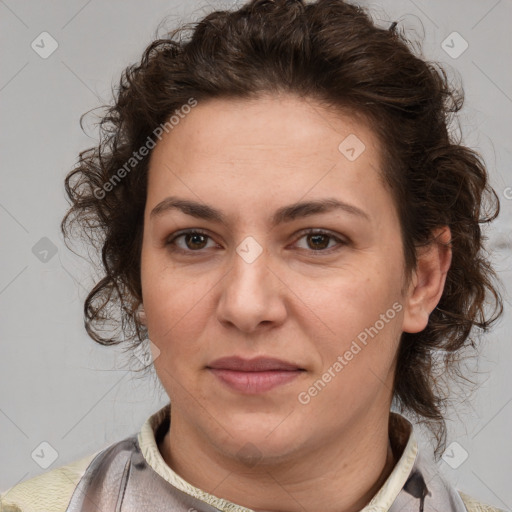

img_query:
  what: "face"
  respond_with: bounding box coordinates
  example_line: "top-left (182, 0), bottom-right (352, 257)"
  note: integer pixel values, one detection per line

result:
top-left (140, 94), bottom-right (415, 463)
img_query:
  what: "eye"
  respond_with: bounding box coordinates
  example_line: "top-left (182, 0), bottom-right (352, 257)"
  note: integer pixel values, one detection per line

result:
top-left (165, 228), bottom-right (348, 255)
top-left (166, 229), bottom-right (218, 253)
top-left (293, 229), bottom-right (347, 254)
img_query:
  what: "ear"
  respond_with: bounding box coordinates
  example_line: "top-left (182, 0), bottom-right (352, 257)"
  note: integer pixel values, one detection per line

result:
top-left (401, 226), bottom-right (452, 334)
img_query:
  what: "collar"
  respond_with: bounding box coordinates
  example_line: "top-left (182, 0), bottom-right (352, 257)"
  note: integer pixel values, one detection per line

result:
top-left (137, 402), bottom-right (419, 512)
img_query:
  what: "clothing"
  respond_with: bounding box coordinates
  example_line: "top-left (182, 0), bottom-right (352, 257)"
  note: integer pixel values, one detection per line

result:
top-left (0, 402), bottom-right (502, 512)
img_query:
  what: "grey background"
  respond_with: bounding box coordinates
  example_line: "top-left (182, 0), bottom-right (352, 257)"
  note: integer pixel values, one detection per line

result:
top-left (0, 0), bottom-right (511, 509)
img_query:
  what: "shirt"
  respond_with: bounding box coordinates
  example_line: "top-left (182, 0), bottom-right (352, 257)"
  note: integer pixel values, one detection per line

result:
top-left (0, 402), bottom-right (503, 511)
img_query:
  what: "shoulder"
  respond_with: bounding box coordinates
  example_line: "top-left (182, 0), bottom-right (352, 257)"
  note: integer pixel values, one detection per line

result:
top-left (0, 451), bottom-right (100, 512)
top-left (458, 490), bottom-right (506, 512)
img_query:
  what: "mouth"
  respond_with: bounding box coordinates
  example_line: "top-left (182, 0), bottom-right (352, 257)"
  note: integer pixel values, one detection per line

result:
top-left (206, 356), bottom-right (306, 394)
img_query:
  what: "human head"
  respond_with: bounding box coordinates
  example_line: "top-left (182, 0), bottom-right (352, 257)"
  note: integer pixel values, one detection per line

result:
top-left (61, 0), bottom-right (503, 456)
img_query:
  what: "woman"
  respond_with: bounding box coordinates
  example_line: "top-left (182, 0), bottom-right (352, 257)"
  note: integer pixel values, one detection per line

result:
top-left (1, 0), bottom-right (505, 510)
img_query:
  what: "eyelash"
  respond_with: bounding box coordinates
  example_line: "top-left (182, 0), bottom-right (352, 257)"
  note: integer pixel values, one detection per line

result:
top-left (165, 228), bottom-right (348, 256)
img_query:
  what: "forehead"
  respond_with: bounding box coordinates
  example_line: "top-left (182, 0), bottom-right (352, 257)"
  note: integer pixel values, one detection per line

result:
top-left (150, 94), bottom-right (380, 166)
top-left (145, 94), bottom-right (393, 228)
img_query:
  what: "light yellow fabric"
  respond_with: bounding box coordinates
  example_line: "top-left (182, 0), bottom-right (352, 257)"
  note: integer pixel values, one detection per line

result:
top-left (458, 491), bottom-right (506, 512)
top-left (0, 452), bottom-right (99, 512)
top-left (0, 403), bottom-right (503, 512)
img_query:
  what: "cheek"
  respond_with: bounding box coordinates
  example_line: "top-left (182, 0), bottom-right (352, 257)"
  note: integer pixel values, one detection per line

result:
top-left (305, 312), bottom-right (401, 420)
top-left (301, 261), bottom-right (392, 327)
top-left (141, 256), bottom-right (203, 340)
top-left (302, 262), bottom-right (403, 369)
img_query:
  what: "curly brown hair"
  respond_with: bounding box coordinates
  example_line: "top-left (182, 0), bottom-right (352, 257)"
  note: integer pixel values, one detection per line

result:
top-left (61, 0), bottom-right (504, 456)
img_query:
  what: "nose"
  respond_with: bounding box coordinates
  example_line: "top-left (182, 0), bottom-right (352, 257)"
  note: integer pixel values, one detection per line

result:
top-left (216, 245), bottom-right (288, 334)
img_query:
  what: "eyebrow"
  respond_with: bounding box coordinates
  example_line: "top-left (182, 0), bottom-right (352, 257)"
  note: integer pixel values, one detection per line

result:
top-left (150, 196), bottom-right (370, 226)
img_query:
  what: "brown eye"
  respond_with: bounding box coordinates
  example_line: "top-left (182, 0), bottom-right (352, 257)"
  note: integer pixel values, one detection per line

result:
top-left (183, 232), bottom-right (209, 250)
top-left (294, 229), bottom-right (347, 254)
top-left (166, 229), bottom-right (216, 253)
top-left (306, 233), bottom-right (331, 250)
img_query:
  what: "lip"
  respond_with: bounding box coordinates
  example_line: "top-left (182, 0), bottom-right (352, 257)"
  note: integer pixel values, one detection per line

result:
top-left (207, 356), bottom-right (305, 394)
top-left (207, 356), bottom-right (304, 372)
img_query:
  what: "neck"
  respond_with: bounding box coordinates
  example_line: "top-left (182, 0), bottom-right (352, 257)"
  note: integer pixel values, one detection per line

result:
top-left (159, 408), bottom-right (399, 512)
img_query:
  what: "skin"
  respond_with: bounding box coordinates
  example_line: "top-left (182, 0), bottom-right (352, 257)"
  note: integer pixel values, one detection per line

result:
top-left (139, 93), bottom-right (452, 512)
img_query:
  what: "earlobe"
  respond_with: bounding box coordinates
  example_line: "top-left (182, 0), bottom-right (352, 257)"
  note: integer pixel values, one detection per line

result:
top-left (401, 226), bottom-right (452, 334)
